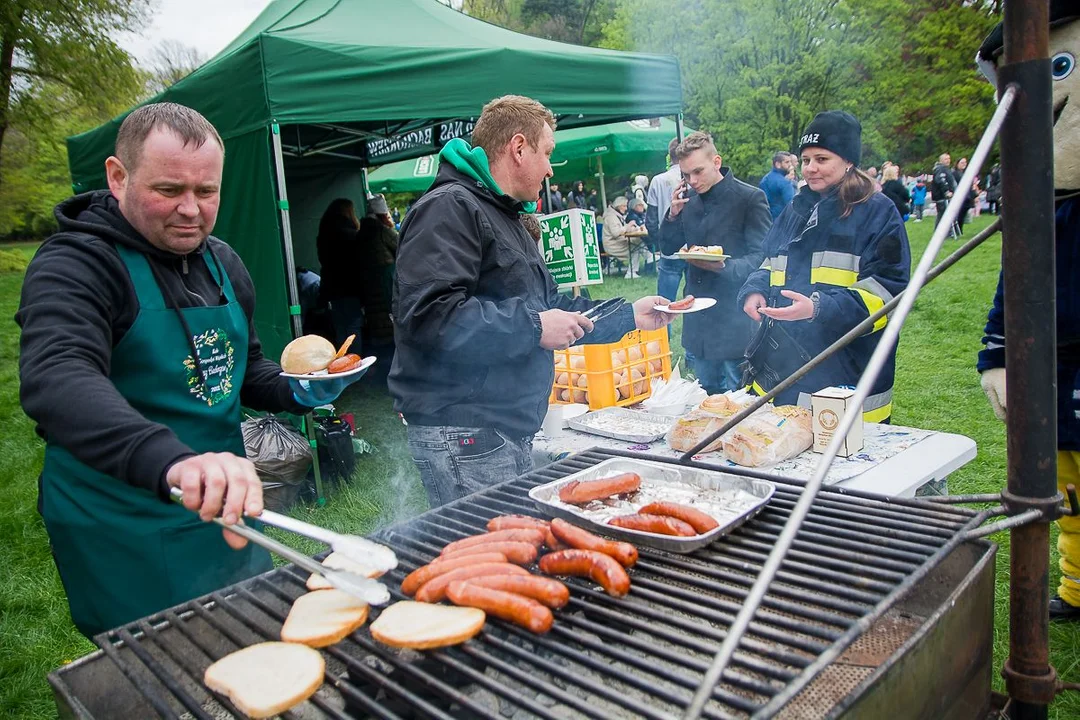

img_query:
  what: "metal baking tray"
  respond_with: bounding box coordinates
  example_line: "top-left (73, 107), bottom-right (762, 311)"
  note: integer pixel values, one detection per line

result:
top-left (567, 407), bottom-right (677, 443)
top-left (528, 458), bottom-right (775, 553)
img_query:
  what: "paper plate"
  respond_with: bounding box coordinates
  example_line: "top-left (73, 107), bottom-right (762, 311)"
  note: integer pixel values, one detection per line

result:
top-left (675, 251), bottom-right (730, 262)
top-left (280, 355), bottom-right (377, 380)
top-left (654, 298), bottom-right (717, 314)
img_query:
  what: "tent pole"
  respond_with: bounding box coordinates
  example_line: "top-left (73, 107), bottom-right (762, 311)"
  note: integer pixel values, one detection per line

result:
top-left (361, 167), bottom-right (371, 197)
top-left (675, 113), bottom-right (685, 144)
top-left (271, 120), bottom-right (327, 504)
top-left (597, 156), bottom-right (607, 213)
top-left (543, 177), bottom-right (553, 214)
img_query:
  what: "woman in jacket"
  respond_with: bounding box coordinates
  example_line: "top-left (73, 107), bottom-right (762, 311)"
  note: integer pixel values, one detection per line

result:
top-left (738, 111), bottom-right (911, 422)
top-left (881, 165), bottom-right (911, 221)
top-left (602, 196), bottom-right (643, 278)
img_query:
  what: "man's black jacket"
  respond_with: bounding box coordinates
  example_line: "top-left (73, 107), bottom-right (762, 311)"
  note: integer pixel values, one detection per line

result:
top-left (658, 170), bottom-right (772, 360)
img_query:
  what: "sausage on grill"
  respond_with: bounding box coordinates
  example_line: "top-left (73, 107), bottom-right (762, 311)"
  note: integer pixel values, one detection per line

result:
top-left (401, 552), bottom-right (508, 596)
top-left (463, 574), bottom-right (570, 609)
top-left (487, 515), bottom-right (562, 550)
top-left (637, 502), bottom-right (719, 534)
top-left (439, 541), bottom-right (539, 565)
top-left (557, 472), bottom-right (641, 505)
top-left (549, 518), bottom-right (638, 568)
top-left (414, 562), bottom-right (529, 603)
top-left (538, 549), bottom-right (631, 598)
top-left (446, 581), bottom-right (554, 634)
top-left (441, 529), bottom-right (546, 556)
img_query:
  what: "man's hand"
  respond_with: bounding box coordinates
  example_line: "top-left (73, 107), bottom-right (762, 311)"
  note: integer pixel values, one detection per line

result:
top-left (669, 182), bottom-right (689, 218)
top-left (980, 367), bottom-right (1006, 421)
top-left (743, 293), bottom-right (768, 322)
top-left (759, 290), bottom-right (814, 321)
top-left (539, 310), bottom-right (594, 350)
top-left (688, 258), bottom-right (725, 273)
top-left (167, 453), bottom-right (263, 550)
top-left (632, 296), bottom-right (675, 331)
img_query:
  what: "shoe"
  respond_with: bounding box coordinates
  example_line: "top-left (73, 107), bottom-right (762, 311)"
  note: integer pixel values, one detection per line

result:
top-left (1049, 594), bottom-right (1080, 621)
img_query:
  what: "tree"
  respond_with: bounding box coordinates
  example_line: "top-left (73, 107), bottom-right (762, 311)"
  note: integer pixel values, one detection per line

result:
top-left (0, 0), bottom-right (150, 185)
top-left (464, 0), bottom-right (615, 46)
top-left (145, 40), bottom-right (206, 96)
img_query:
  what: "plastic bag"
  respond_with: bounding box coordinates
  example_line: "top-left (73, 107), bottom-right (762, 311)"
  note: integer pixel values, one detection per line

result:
top-left (666, 391), bottom-right (757, 453)
top-left (721, 406), bottom-right (813, 467)
top-left (242, 416), bottom-right (312, 484)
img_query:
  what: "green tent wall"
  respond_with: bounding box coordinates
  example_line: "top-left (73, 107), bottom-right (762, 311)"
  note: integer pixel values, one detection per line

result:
top-left (66, 0), bottom-right (682, 358)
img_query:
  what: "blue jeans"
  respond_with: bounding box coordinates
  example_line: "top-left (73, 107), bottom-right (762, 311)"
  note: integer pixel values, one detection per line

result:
top-left (687, 354), bottom-right (744, 394)
top-left (406, 425), bottom-right (534, 508)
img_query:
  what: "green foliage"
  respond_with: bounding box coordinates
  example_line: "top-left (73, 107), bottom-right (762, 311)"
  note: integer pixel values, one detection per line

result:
top-left (464, 0), bottom-right (617, 45)
top-left (599, 0), bottom-right (1000, 177)
top-left (0, 248), bottom-right (29, 273)
top-left (0, 1), bottom-right (151, 238)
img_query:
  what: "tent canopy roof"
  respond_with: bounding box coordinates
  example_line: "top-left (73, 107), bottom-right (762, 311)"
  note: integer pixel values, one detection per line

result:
top-left (68, 0), bottom-right (681, 185)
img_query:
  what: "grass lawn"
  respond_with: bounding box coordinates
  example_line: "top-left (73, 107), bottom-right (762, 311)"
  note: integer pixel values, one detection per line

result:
top-left (3, 214), bottom-right (1079, 717)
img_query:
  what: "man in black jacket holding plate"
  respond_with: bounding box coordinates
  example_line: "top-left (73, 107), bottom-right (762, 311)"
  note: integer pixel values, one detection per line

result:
top-left (659, 132), bottom-right (772, 393)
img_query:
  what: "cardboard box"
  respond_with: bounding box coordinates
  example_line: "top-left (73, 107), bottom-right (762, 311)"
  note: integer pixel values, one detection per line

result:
top-left (811, 386), bottom-right (863, 457)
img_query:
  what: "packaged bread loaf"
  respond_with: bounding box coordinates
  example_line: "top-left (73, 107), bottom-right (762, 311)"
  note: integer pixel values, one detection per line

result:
top-left (721, 405), bottom-right (813, 467)
top-left (667, 391), bottom-right (758, 453)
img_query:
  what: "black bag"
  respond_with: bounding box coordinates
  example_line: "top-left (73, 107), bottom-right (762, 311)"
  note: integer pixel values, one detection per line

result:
top-left (314, 415), bottom-right (357, 484)
top-left (242, 416), bottom-right (312, 512)
top-left (742, 317), bottom-right (813, 391)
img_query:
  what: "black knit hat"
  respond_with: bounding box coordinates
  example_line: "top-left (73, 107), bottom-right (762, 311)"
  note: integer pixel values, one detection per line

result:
top-left (798, 111), bottom-right (862, 165)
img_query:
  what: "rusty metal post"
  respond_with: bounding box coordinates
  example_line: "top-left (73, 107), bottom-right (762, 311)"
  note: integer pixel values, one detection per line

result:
top-left (999, 0), bottom-right (1058, 718)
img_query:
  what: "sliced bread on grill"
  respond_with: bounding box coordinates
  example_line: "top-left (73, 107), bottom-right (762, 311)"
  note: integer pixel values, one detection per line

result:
top-left (280, 589), bottom-right (369, 647)
top-left (370, 600), bottom-right (485, 649)
top-left (203, 641), bottom-right (324, 718)
top-left (307, 551), bottom-right (385, 591)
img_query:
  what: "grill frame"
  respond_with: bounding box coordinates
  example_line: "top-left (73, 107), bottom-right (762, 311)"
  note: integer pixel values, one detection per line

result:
top-left (50, 448), bottom-right (990, 720)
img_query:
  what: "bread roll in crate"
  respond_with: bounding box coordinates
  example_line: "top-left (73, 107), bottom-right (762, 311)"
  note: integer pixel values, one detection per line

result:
top-left (550, 329), bottom-right (672, 410)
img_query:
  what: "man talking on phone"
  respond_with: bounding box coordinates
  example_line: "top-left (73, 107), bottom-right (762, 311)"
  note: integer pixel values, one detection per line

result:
top-left (658, 132), bottom-right (772, 393)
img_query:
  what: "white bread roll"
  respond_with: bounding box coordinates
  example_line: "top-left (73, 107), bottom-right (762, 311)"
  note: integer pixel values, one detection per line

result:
top-left (280, 589), bottom-right (369, 647)
top-left (280, 335), bottom-right (336, 374)
top-left (203, 642), bottom-right (324, 719)
top-left (370, 601), bottom-right (485, 649)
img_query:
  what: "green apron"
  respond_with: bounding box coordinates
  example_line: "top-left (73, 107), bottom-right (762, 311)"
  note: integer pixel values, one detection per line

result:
top-left (40, 244), bottom-right (272, 637)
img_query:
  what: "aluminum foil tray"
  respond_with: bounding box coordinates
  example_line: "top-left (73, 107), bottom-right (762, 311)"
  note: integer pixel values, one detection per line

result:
top-left (567, 407), bottom-right (677, 443)
top-left (528, 458), bottom-right (775, 553)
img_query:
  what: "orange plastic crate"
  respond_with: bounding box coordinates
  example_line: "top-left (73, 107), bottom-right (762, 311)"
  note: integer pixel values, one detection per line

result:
top-left (550, 329), bottom-right (672, 410)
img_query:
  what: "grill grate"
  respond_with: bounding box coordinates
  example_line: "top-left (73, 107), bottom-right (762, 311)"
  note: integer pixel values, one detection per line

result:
top-left (52, 448), bottom-right (982, 719)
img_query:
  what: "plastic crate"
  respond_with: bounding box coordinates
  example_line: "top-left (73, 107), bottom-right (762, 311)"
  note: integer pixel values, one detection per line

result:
top-left (550, 329), bottom-right (672, 410)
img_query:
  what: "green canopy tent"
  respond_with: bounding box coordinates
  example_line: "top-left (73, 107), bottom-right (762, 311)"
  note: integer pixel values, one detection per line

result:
top-left (367, 117), bottom-right (688, 201)
top-left (67, 0), bottom-right (682, 362)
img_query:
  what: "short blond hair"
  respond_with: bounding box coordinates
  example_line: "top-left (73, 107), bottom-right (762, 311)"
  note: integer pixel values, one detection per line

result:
top-left (675, 131), bottom-right (718, 161)
top-left (471, 95), bottom-right (556, 158)
top-left (881, 165), bottom-right (899, 181)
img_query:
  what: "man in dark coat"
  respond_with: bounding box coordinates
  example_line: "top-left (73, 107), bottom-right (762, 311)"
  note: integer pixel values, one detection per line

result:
top-left (658, 131), bottom-right (772, 393)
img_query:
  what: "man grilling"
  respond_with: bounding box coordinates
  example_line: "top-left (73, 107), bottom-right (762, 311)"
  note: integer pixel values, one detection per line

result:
top-left (390, 95), bottom-right (672, 507)
top-left (16, 103), bottom-right (354, 637)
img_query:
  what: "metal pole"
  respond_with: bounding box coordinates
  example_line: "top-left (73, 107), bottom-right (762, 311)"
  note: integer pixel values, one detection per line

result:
top-left (682, 86), bottom-right (1016, 720)
top-left (544, 177), bottom-right (553, 214)
top-left (597, 156), bottom-right (608, 213)
top-left (270, 121), bottom-right (326, 503)
top-left (1000, 0), bottom-right (1057, 717)
top-left (675, 113), bottom-right (685, 144)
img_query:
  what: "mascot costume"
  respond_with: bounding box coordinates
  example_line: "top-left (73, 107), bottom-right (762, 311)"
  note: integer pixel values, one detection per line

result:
top-left (976, 2), bottom-right (1080, 619)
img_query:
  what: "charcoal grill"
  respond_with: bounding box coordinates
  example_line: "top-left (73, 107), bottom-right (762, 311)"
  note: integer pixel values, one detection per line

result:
top-left (50, 449), bottom-right (995, 720)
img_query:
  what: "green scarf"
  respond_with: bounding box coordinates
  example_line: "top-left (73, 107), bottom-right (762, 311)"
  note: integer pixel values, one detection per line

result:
top-left (440, 138), bottom-right (538, 214)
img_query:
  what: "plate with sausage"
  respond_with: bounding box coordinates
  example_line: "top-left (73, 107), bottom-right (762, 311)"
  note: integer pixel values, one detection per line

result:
top-left (279, 354), bottom-right (377, 380)
top-left (529, 458), bottom-right (775, 553)
top-left (653, 296), bottom-right (717, 314)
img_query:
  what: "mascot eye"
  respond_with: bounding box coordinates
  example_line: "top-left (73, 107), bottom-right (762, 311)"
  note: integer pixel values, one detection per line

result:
top-left (1052, 52), bottom-right (1075, 81)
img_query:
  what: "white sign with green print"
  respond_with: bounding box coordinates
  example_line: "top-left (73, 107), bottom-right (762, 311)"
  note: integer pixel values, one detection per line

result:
top-left (539, 209), bottom-right (603, 290)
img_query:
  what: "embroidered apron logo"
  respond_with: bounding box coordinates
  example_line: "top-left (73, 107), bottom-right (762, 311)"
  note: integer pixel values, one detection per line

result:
top-left (183, 328), bottom-right (235, 406)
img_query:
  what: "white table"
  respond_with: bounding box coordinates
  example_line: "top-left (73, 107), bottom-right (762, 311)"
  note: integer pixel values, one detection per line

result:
top-left (532, 422), bottom-right (976, 499)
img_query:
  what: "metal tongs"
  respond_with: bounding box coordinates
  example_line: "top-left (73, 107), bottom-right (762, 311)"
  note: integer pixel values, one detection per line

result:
top-left (581, 297), bottom-right (627, 325)
top-left (169, 487), bottom-right (395, 605)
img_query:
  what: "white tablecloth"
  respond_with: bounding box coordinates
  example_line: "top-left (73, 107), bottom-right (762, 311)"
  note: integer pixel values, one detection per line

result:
top-left (533, 422), bottom-right (977, 498)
